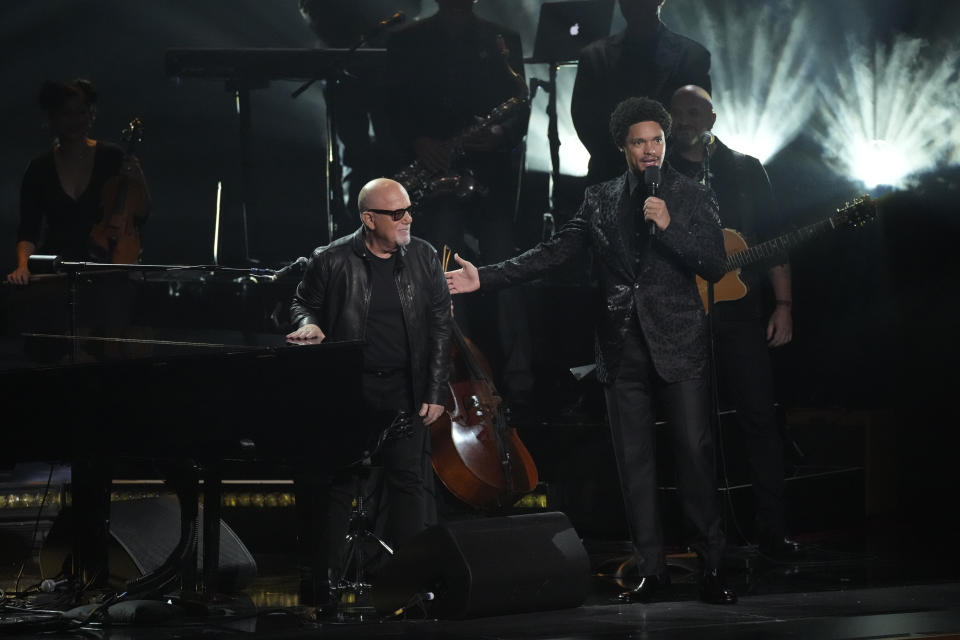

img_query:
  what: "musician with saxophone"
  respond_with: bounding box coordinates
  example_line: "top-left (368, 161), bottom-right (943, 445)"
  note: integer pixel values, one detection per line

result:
top-left (383, 0), bottom-right (534, 410)
top-left (382, 0), bottom-right (528, 263)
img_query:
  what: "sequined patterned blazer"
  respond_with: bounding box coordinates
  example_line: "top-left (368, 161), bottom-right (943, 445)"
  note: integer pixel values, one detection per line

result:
top-left (479, 164), bottom-right (725, 384)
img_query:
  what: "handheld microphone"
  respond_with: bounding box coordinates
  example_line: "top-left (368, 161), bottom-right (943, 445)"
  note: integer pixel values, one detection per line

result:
top-left (643, 165), bottom-right (661, 236)
top-left (40, 577), bottom-right (71, 593)
top-left (701, 131), bottom-right (715, 146)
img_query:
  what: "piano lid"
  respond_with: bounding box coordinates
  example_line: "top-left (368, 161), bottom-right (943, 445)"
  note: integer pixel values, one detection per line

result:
top-left (0, 329), bottom-right (360, 373)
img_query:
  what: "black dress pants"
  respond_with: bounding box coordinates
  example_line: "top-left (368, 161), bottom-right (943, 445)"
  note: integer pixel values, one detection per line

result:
top-left (295, 370), bottom-right (428, 602)
top-left (713, 317), bottom-right (786, 539)
top-left (604, 320), bottom-right (725, 575)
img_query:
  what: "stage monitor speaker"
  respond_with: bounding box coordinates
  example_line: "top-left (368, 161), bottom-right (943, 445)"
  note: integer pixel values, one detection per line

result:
top-left (372, 511), bottom-right (589, 619)
top-left (40, 495), bottom-right (257, 592)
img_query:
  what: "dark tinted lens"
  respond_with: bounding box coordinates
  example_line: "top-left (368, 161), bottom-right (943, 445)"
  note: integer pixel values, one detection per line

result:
top-left (368, 208), bottom-right (412, 220)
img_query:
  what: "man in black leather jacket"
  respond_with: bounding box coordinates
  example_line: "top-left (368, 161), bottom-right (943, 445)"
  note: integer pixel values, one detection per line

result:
top-left (446, 98), bottom-right (737, 605)
top-left (287, 177), bottom-right (451, 607)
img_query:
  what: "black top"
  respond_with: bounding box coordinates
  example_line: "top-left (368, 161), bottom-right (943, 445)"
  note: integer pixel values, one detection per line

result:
top-left (624, 170), bottom-right (651, 273)
top-left (17, 142), bottom-right (125, 260)
top-left (363, 252), bottom-right (410, 372)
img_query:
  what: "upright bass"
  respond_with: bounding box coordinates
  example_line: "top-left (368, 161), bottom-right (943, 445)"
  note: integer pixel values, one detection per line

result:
top-left (430, 246), bottom-right (538, 508)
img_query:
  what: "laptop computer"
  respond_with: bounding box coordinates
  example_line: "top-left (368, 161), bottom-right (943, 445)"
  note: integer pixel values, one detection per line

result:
top-left (528, 0), bottom-right (615, 64)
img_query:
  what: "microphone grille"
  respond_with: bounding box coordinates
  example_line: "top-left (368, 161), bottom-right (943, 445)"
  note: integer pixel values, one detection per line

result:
top-left (644, 165), bottom-right (661, 186)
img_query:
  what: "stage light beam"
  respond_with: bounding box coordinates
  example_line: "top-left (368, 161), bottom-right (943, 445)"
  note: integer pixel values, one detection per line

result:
top-left (670, 2), bottom-right (820, 164)
top-left (816, 35), bottom-right (960, 190)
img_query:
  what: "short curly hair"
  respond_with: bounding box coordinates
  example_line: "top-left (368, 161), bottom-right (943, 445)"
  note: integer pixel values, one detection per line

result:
top-left (608, 97), bottom-right (672, 148)
top-left (37, 79), bottom-right (97, 114)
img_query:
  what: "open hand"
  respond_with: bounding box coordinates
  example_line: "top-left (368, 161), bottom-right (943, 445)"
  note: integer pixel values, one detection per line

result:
top-left (6, 266), bottom-right (30, 285)
top-left (444, 253), bottom-right (480, 294)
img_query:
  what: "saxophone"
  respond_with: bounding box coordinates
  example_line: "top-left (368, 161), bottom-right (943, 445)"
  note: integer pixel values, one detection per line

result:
top-left (393, 35), bottom-right (529, 205)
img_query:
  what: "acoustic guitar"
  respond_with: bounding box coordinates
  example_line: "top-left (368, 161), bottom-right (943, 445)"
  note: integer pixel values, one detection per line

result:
top-left (697, 195), bottom-right (877, 311)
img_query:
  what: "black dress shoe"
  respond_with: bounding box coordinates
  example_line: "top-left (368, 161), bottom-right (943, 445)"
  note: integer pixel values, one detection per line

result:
top-left (618, 574), bottom-right (669, 603)
top-left (760, 536), bottom-right (804, 560)
top-left (699, 569), bottom-right (737, 605)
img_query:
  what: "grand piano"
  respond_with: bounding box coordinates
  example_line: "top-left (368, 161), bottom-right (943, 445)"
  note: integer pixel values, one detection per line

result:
top-left (1, 266), bottom-right (367, 598)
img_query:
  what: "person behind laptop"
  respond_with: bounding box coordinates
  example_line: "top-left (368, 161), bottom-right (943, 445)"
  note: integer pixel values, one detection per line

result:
top-left (572, 0), bottom-right (711, 186)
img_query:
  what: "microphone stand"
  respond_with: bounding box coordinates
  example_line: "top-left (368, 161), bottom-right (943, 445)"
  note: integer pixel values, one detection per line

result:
top-left (528, 58), bottom-right (578, 252)
top-left (698, 142), bottom-right (749, 548)
top-left (291, 13), bottom-right (403, 243)
top-left (529, 59), bottom-right (578, 222)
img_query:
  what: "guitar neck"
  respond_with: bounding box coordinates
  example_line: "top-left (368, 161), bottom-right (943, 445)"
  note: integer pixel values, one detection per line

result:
top-left (726, 217), bottom-right (837, 270)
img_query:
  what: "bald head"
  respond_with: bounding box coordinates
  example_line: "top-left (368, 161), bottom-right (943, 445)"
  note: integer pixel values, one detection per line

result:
top-left (357, 177), bottom-right (413, 255)
top-left (357, 178), bottom-right (408, 215)
top-left (669, 85), bottom-right (717, 153)
top-left (672, 84), bottom-right (713, 108)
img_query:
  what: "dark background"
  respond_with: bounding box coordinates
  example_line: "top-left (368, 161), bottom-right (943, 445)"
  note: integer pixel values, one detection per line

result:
top-left (1, 0), bottom-right (958, 532)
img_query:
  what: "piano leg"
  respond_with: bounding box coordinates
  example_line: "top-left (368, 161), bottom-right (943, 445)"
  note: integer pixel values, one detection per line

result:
top-left (201, 463), bottom-right (222, 594)
top-left (294, 469), bottom-right (337, 608)
top-left (70, 459), bottom-right (113, 591)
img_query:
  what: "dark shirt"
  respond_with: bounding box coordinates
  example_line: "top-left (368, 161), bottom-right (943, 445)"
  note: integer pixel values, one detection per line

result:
top-left (18, 142), bottom-right (125, 260)
top-left (363, 252), bottom-right (410, 372)
top-left (624, 170), bottom-right (651, 272)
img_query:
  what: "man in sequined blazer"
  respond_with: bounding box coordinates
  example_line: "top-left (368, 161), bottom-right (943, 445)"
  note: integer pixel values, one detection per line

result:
top-left (446, 97), bottom-right (737, 605)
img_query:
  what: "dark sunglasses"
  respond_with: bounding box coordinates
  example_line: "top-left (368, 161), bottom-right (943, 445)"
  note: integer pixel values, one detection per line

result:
top-left (365, 207), bottom-right (413, 221)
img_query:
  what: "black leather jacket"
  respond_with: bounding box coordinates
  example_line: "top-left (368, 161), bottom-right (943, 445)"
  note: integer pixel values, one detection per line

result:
top-left (479, 166), bottom-right (726, 384)
top-left (290, 227), bottom-right (451, 407)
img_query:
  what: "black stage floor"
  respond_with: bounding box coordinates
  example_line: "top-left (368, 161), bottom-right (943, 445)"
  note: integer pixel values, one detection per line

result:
top-left (2, 515), bottom-right (959, 639)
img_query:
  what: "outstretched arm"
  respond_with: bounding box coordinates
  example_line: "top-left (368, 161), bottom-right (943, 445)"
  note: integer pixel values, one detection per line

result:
top-left (445, 253), bottom-right (480, 295)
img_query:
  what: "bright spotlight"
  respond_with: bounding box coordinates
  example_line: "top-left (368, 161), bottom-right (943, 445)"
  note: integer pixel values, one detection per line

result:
top-left (816, 35), bottom-right (960, 190)
top-left (668, 3), bottom-right (820, 163)
top-left (849, 139), bottom-right (900, 190)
